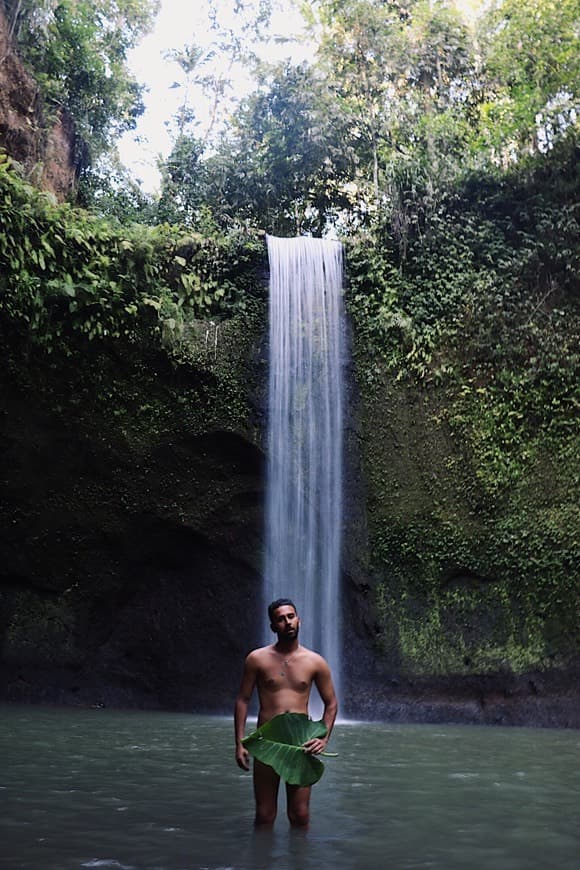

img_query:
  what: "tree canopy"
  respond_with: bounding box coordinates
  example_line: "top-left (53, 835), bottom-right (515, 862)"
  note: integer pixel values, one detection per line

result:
top-left (3, 0), bottom-right (158, 172)
top-left (148, 0), bottom-right (578, 236)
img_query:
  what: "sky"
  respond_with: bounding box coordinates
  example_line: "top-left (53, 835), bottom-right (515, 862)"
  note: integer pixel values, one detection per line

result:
top-left (117, 0), bottom-right (310, 192)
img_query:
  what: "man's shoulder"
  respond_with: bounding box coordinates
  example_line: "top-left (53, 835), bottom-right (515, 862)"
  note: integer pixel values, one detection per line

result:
top-left (299, 646), bottom-right (330, 669)
top-left (245, 644), bottom-right (273, 664)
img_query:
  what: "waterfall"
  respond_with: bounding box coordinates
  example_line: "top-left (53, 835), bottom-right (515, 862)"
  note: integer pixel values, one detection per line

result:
top-left (264, 235), bottom-right (344, 707)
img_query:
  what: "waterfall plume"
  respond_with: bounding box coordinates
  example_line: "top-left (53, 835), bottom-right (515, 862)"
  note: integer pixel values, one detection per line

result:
top-left (264, 235), bottom-right (344, 706)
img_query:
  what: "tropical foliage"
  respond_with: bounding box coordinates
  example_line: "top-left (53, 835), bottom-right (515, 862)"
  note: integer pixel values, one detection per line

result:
top-left (149, 0), bottom-right (577, 237)
top-left (0, 153), bottom-right (264, 354)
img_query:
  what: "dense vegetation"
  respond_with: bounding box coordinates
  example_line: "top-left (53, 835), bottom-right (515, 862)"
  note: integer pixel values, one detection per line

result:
top-left (153, 0), bottom-right (578, 232)
top-left (347, 137), bottom-right (578, 676)
top-left (0, 155), bottom-right (264, 353)
top-left (1, 0), bottom-right (578, 692)
top-left (1, 0), bottom-right (158, 182)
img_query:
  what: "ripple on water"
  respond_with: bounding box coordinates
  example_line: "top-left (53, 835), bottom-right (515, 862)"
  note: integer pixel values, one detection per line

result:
top-left (80, 861), bottom-right (136, 869)
top-left (448, 772), bottom-right (480, 779)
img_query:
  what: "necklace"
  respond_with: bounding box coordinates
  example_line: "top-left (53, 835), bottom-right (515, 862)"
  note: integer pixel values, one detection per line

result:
top-left (279, 653), bottom-right (295, 677)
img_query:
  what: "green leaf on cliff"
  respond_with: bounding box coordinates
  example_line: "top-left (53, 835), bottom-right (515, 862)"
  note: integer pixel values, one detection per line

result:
top-left (242, 713), bottom-right (336, 786)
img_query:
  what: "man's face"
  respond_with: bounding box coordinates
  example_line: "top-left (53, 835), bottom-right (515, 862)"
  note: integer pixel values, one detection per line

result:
top-left (270, 605), bottom-right (300, 640)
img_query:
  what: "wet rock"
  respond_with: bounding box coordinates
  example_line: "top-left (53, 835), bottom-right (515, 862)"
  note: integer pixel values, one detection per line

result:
top-left (0, 7), bottom-right (77, 199)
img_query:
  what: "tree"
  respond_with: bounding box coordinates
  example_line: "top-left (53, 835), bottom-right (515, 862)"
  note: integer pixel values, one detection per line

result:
top-left (4, 0), bottom-right (158, 171)
top-left (312, 0), bottom-right (411, 204)
top-left (310, 1), bottom-right (476, 221)
top-left (205, 61), bottom-right (356, 234)
top-left (478, 0), bottom-right (579, 159)
top-left (157, 58), bottom-right (355, 235)
top-left (76, 150), bottom-right (158, 224)
top-left (156, 133), bottom-right (207, 226)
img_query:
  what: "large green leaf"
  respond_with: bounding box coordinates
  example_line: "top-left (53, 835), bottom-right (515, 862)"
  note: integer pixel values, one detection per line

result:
top-left (242, 713), bottom-right (333, 786)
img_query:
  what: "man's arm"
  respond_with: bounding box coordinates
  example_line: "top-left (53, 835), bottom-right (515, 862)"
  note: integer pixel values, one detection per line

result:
top-left (234, 652), bottom-right (258, 770)
top-left (303, 657), bottom-right (338, 755)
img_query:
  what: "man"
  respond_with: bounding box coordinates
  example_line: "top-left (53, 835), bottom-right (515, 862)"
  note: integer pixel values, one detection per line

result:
top-left (234, 598), bottom-right (338, 828)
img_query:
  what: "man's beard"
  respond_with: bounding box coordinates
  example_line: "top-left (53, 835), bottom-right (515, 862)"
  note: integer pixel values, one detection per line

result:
top-left (278, 625), bottom-right (299, 641)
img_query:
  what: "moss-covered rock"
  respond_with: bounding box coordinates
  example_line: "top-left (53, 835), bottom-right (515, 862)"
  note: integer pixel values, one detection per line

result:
top-left (0, 299), bottom-right (267, 710)
top-left (356, 371), bottom-right (577, 667)
top-left (344, 140), bottom-right (579, 725)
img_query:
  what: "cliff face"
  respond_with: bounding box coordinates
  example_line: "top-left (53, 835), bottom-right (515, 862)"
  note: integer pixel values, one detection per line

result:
top-left (1, 305), bottom-right (577, 727)
top-left (0, 6), bottom-right (77, 199)
top-left (0, 76), bottom-right (577, 724)
top-left (344, 366), bottom-right (579, 727)
top-left (0, 317), bottom-right (267, 711)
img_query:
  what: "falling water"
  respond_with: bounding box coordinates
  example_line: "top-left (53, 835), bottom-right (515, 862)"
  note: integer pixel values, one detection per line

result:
top-left (264, 235), bottom-right (344, 705)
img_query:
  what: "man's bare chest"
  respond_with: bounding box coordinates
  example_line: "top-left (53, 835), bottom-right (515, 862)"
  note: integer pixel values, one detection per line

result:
top-left (258, 662), bottom-right (312, 694)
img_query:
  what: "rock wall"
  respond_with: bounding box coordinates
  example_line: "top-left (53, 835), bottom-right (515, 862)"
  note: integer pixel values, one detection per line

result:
top-left (0, 198), bottom-right (576, 727)
top-left (0, 6), bottom-right (77, 199)
top-left (0, 314), bottom-right (267, 711)
top-left (1, 299), bottom-right (577, 726)
top-left (343, 361), bottom-right (579, 727)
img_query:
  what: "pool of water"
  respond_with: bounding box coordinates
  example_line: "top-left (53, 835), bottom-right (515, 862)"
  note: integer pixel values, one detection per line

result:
top-left (1, 706), bottom-right (578, 869)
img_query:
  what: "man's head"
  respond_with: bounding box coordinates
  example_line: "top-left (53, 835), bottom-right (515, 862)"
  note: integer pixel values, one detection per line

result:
top-left (268, 598), bottom-right (300, 639)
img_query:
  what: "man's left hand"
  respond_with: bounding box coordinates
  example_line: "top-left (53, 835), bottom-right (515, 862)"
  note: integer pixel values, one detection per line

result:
top-left (302, 736), bottom-right (328, 755)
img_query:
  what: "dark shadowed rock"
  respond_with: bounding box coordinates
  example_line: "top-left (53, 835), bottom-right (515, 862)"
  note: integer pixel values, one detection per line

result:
top-left (0, 322), bottom-right (265, 712)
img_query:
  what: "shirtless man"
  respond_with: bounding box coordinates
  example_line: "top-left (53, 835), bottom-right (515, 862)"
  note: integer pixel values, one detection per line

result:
top-left (234, 598), bottom-right (338, 828)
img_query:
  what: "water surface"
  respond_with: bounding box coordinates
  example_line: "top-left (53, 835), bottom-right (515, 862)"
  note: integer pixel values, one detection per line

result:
top-left (1, 707), bottom-right (578, 869)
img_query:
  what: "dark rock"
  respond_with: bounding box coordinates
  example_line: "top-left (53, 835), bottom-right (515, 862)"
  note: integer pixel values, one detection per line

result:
top-left (0, 328), bottom-right (265, 713)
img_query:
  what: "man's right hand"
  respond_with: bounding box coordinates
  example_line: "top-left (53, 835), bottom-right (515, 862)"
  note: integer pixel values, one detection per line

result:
top-left (235, 744), bottom-right (250, 770)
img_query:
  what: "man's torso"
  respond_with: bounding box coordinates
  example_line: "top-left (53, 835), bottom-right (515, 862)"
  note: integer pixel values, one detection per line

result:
top-left (255, 645), bottom-right (320, 725)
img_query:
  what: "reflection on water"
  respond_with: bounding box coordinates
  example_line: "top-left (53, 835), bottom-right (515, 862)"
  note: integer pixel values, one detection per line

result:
top-left (0, 707), bottom-right (578, 869)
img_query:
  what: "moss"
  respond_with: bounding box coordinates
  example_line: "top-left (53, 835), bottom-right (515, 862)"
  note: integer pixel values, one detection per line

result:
top-left (5, 591), bottom-right (80, 667)
top-left (345, 142), bottom-right (579, 681)
top-left (356, 366), bottom-right (579, 677)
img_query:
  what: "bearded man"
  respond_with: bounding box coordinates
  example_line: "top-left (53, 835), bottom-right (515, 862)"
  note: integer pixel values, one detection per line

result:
top-left (234, 598), bottom-right (338, 827)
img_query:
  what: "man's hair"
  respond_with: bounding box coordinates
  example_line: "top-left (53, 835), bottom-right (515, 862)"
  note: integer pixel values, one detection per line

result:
top-left (268, 598), bottom-right (297, 622)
